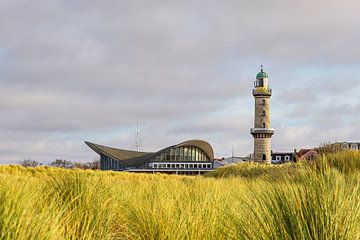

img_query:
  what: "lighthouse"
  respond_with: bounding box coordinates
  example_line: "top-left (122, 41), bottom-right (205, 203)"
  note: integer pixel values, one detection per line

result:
top-left (250, 66), bottom-right (274, 164)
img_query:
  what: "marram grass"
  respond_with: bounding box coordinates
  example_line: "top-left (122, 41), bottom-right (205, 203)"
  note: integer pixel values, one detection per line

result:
top-left (0, 151), bottom-right (360, 239)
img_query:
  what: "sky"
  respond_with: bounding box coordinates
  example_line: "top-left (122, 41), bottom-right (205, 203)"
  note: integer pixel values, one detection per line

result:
top-left (1, 0), bottom-right (360, 164)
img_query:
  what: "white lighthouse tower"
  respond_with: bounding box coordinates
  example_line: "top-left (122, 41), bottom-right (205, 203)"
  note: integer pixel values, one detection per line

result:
top-left (250, 66), bottom-right (274, 164)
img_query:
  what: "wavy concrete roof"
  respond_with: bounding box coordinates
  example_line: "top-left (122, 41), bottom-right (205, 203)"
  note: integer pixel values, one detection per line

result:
top-left (85, 139), bottom-right (214, 167)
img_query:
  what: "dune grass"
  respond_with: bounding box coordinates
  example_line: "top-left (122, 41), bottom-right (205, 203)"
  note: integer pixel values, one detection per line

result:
top-left (0, 151), bottom-right (360, 239)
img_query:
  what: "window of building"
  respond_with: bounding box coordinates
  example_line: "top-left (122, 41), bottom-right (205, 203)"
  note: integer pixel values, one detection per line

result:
top-left (151, 146), bottom-right (210, 164)
top-left (255, 79), bottom-right (264, 87)
top-left (169, 149), bottom-right (175, 161)
top-left (285, 156), bottom-right (290, 161)
top-left (174, 148), bottom-right (180, 161)
top-left (263, 154), bottom-right (266, 161)
top-left (276, 156), bottom-right (281, 161)
top-left (184, 147), bottom-right (189, 161)
top-left (263, 123), bottom-right (266, 128)
top-left (179, 147), bottom-right (184, 161)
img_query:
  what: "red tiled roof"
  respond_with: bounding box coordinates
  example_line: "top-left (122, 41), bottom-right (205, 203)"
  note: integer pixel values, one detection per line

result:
top-left (297, 149), bottom-right (312, 158)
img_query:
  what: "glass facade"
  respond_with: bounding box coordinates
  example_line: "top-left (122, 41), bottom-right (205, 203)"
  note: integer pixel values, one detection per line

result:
top-left (153, 146), bottom-right (210, 162)
top-left (100, 155), bottom-right (124, 170)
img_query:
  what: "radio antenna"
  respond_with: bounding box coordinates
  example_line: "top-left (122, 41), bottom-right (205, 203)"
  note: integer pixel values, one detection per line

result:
top-left (135, 118), bottom-right (142, 152)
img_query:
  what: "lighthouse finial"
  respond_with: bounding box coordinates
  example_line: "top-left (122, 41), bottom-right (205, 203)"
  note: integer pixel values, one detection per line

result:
top-left (260, 64), bottom-right (264, 72)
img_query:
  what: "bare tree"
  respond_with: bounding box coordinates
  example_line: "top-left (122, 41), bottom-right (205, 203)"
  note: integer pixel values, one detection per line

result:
top-left (50, 159), bottom-right (74, 168)
top-left (19, 159), bottom-right (41, 167)
top-left (316, 141), bottom-right (343, 155)
top-left (49, 159), bottom-right (100, 170)
top-left (90, 159), bottom-right (100, 170)
top-left (73, 159), bottom-right (100, 170)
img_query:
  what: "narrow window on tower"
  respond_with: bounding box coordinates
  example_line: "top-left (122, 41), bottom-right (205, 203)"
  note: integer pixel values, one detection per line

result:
top-left (263, 154), bottom-right (266, 161)
top-left (262, 99), bottom-right (266, 105)
top-left (262, 111), bottom-right (266, 116)
top-left (263, 123), bottom-right (266, 128)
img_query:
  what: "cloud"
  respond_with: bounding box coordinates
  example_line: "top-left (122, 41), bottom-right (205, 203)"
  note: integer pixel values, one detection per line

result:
top-left (0, 0), bottom-right (360, 163)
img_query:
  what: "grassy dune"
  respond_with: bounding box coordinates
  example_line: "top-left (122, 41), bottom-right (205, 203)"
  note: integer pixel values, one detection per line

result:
top-left (1, 151), bottom-right (360, 239)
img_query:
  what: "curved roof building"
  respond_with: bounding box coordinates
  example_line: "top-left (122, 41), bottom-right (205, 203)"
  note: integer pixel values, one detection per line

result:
top-left (85, 140), bottom-right (214, 174)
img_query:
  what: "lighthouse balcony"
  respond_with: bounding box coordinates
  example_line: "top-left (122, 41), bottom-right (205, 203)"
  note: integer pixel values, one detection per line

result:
top-left (250, 128), bottom-right (275, 135)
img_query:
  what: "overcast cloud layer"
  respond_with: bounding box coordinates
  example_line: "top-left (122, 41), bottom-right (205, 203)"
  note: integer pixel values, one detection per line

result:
top-left (1, 0), bottom-right (360, 163)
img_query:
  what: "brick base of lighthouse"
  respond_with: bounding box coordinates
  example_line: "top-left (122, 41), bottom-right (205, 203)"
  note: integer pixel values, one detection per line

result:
top-left (253, 137), bottom-right (272, 164)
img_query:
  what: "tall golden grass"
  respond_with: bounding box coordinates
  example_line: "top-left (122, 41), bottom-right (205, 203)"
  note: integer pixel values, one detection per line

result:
top-left (0, 151), bottom-right (360, 239)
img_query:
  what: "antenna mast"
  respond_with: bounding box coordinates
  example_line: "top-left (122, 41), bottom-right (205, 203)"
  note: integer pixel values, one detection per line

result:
top-left (135, 118), bottom-right (142, 152)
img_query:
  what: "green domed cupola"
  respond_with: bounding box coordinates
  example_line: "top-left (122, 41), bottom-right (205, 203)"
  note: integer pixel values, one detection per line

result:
top-left (256, 65), bottom-right (268, 79)
top-left (253, 65), bottom-right (271, 91)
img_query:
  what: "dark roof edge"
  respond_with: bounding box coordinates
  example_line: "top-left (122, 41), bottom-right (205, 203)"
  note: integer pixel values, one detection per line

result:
top-left (85, 141), bottom-right (150, 155)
